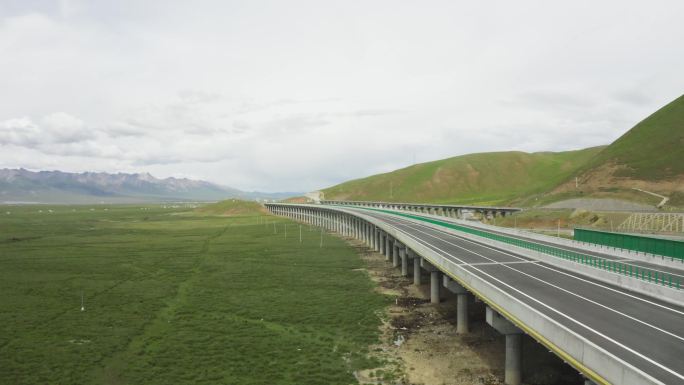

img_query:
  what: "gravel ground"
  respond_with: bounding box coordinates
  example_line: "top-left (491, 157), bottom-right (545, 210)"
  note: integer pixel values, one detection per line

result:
top-left (544, 198), bottom-right (655, 212)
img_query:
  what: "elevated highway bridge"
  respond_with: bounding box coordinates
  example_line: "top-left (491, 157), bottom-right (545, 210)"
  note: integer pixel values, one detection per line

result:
top-left (265, 202), bottom-right (684, 385)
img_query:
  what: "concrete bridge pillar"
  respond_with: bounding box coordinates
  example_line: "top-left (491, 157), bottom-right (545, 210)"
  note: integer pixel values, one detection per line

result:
top-left (400, 247), bottom-right (408, 276)
top-left (377, 231), bottom-right (383, 254)
top-left (420, 258), bottom-right (441, 304)
top-left (444, 276), bottom-right (469, 333)
top-left (486, 306), bottom-right (523, 385)
top-left (393, 242), bottom-right (400, 267)
top-left (412, 250), bottom-right (421, 285)
top-left (385, 235), bottom-right (391, 260)
top-left (381, 232), bottom-right (387, 255)
top-left (345, 216), bottom-right (350, 236)
top-left (375, 228), bottom-right (381, 252)
top-left (430, 271), bottom-right (440, 304)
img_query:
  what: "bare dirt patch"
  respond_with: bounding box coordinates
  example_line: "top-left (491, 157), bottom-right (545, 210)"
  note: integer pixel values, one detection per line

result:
top-left (350, 240), bottom-right (584, 385)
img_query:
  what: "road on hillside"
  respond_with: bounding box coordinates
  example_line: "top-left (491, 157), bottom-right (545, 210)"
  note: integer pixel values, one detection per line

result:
top-left (347, 207), bottom-right (684, 385)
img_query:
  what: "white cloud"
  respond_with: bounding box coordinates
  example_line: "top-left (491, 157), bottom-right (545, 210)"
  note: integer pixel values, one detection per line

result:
top-left (0, 0), bottom-right (683, 192)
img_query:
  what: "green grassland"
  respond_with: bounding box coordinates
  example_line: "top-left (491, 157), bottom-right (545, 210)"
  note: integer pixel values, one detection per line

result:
top-left (0, 202), bottom-right (387, 385)
top-left (323, 147), bottom-right (603, 205)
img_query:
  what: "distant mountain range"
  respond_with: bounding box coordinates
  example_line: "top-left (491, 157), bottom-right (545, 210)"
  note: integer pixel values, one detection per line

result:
top-left (0, 169), bottom-right (298, 204)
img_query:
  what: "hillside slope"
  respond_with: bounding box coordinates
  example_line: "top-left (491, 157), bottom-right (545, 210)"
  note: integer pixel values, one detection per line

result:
top-left (547, 94), bottom-right (684, 208)
top-left (322, 147), bottom-right (604, 205)
top-left (582, 94), bottom-right (684, 180)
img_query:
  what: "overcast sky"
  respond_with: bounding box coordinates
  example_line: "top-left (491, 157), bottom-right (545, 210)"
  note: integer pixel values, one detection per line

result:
top-left (0, 0), bottom-right (683, 192)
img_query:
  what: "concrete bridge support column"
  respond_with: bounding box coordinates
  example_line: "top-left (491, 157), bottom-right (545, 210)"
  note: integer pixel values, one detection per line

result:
top-left (443, 276), bottom-right (470, 333)
top-left (369, 226), bottom-right (374, 248)
top-left (377, 231), bottom-right (383, 253)
top-left (344, 216), bottom-right (348, 236)
top-left (430, 271), bottom-right (440, 304)
top-left (392, 243), bottom-right (400, 267)
top-left (374, 228), bottom-right (380, 251)
top-left (400, 247), bottom-right (408, 276)
top-left (385, 235), bottom-right (391, 260)
top-left (370, 226), bottom-right (375, 249)
top-left (421, 259), bottom-right (441, 304)
top-left (412, 251), bottom-right (421, 286)
top-left (377, 231), bottom-right (382, 253)
top-left (486, 307), bottom-right (523, 385)
top-left (378, 230), bottom-right (383, 253)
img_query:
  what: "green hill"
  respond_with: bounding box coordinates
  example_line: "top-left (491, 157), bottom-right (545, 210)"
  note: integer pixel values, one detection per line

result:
top-left (322, 94), bottom-right (684, 208)
top-left (322, 147), bottom-right (604, 206)
top-left (578, 94), bottom-right (684, 180)
top-left (543, 94), bottom-right (684, 208)
top-left (195, 199), bottom-right (266, 216)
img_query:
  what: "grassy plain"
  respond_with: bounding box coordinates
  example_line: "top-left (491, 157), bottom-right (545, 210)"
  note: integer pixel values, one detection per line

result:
top-left (0, 203), bottom-right (387, 385)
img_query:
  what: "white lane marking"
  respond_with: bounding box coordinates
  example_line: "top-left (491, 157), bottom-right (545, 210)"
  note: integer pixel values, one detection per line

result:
top-left (457, 261), bottom-right (540, 266)
top-left (381, 223), bottom-right (676, 384)
top-left (396, 220), bottom-right (684, 343)
top-left (383, 209), bottom-right (684, 279)
top-left (385, 214), bottom-right (684, 317)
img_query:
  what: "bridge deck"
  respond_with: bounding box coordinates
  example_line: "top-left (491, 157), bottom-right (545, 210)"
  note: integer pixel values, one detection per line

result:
top-left (353, 207), bottom-right (684, 384)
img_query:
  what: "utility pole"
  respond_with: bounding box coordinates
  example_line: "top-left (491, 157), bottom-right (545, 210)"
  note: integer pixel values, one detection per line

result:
top-left (273, 222), bottom-right (277, 234)
top-left (299, 225), bottom-right (302, 243)
top-left (557, 219), bottom-right (561, 238)
top-left (320, 228), bottom-right (323, 248)
top-left (284, 224), bottom-right (287, 239)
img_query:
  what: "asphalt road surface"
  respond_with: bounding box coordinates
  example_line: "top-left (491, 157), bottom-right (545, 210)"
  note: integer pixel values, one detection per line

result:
top-left (352, 207), bottom-right (684, 385)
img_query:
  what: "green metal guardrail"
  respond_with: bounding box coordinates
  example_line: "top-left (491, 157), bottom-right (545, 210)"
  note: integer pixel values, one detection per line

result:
top-left (350, 206), bottom-right (681, 290)
top-left (575, 228), bottom-right (684, 262)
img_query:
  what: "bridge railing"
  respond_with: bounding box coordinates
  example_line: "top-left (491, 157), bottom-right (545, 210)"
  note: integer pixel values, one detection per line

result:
top-left (575, 227), bottom-right (684, 262)
top-left (362, 207), bottom-right (682, 291)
